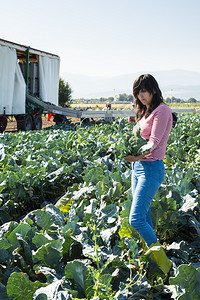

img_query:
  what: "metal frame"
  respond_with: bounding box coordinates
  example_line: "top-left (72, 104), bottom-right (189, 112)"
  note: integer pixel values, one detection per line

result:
top-left (27, 94), bottom-right (200, 119)
top-left (0, 38), bottom-right (60, 60)
top-left (79, 107), bottom-right (199, 119)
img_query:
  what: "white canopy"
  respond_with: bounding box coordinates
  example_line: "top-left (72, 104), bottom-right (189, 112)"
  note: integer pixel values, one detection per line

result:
top-left (39, 55), bottom-right (60, 105)
top-left (0, 45), bottom-right (26, 115)
top-left (0, 40), bottom-right (60, 116)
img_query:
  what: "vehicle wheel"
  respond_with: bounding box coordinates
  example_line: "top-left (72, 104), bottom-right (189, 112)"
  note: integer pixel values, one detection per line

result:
top-left (17, 115), bottom-right (33, 131)
top-left (0, 116), bottom-right (7, 133)
top-left (33, 114), bottom-right (42, 130)
top-left (53, 114), bottom-right (63, 125)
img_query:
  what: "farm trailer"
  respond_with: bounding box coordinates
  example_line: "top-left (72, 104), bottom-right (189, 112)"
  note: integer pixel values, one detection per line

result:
top-left (0, 38), bottom-right (81, 133)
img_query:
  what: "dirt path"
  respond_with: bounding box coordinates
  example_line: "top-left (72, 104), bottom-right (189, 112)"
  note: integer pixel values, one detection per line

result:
top-left (4, 115), bottom-right (62, 132)
top-left (4, 110), bottom-right (97, 132)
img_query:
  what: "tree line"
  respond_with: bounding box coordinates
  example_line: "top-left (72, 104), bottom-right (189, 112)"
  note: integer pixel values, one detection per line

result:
top-left (165, 97), bottom-right (198, 103)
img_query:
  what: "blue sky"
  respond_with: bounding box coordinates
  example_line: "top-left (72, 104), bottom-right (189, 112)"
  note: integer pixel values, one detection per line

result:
top-left (1, 0), bottom-right (200, 77)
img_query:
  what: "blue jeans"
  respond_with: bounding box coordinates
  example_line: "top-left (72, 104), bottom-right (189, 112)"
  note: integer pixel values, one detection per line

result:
top-left (129, 160), bottom-right (165, 247)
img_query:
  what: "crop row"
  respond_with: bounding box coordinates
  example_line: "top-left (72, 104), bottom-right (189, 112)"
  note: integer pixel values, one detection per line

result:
top-left (0, 115), bottom-right (200, 299)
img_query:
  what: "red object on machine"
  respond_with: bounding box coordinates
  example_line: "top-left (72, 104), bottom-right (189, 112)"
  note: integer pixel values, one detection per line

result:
top-left (47, 113), bottom-right (55, 121)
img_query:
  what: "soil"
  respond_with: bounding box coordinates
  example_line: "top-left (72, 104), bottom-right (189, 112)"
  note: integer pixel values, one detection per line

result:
top-left (4, 115), bottom-right (80, 132)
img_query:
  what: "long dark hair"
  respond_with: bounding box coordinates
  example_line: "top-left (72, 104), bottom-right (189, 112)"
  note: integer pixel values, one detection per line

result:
top-left (133, 74), bottom-right (164, 121)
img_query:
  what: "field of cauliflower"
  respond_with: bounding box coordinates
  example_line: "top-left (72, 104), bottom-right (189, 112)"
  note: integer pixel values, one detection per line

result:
top-left (0, 114), bottom-right (200, 299)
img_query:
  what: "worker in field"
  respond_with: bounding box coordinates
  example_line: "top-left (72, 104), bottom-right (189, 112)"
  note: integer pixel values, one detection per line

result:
top-left (128, 101), bottom-right (136, 123)
top-left (47, 113), bottom-right (65, 125)
top-left (124, 74), bottom-right (174, 278)
top-left (47, 113), bottom-right (55, 121)
top-left (81, 106), bottom-right (94, 123)
top-left (102, 102), bottom-right (115, 122)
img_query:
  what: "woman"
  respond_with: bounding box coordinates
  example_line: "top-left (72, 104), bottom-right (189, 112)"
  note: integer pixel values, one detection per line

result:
top-left (124, 74), bottom-right (173, 276)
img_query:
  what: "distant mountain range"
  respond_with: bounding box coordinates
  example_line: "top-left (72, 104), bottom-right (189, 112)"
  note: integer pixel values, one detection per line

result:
top-left (61, 69), bottom-right (200, 100)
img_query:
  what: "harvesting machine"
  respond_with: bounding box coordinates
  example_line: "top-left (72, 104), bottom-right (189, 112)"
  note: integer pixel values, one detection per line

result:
top-left (0, 38), bottom-right (81, 133)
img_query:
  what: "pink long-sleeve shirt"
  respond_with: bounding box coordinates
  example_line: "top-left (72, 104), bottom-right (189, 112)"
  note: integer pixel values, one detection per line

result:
top-left (133, 104), bottom-right (173, 161)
